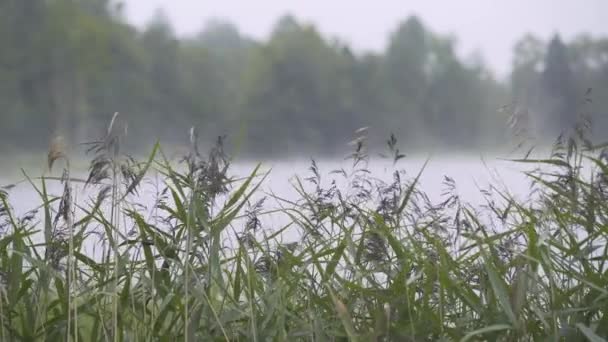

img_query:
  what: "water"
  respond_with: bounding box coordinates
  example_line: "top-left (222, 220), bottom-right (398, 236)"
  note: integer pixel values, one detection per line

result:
top-left (254, 156), bottom-right (531, 203)
top-left (2, 156), bottom-right (534, 218)
top-left (4, 156), bottom-right (604, 289)
top-left (1, 156), bottom-right (534, 258)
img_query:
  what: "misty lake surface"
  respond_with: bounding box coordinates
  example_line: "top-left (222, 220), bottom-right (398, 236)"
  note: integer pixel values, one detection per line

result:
top-left (3, 155), bottom-right (533, 217)
top-left (1, 155), bottom-right (538, 258)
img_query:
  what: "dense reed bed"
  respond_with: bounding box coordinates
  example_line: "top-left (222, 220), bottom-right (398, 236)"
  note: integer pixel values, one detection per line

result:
top-left (0, 114), bottom-right (607, 341)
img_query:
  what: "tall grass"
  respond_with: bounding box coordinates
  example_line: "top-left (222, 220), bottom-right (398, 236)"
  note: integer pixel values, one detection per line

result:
top-left (0, 113), bottom-right (607, 341)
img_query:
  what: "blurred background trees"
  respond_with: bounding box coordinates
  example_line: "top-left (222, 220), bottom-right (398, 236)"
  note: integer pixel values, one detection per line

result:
top-left (1, 0), bottom-right (607, 156)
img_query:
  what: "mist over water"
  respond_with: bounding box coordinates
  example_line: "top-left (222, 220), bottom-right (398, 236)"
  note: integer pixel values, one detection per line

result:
top-left (1, 155), bottom-right (532, 245)
top-left (2, 157), bottom-right (526, 211)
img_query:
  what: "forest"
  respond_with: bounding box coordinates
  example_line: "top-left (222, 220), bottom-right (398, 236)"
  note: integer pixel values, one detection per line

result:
top-left (1, 0), bottom-right (608, 156)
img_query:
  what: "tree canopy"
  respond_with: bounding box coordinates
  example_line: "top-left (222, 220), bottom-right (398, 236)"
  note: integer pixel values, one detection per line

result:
top-left (1, 1), bottom-right (606, 156)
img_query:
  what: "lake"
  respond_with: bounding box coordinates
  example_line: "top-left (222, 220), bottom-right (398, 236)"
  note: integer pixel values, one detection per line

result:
top-left (1, 154), bottom-right (573, 263)
top-left (2, 155), bottom-right (534, 227)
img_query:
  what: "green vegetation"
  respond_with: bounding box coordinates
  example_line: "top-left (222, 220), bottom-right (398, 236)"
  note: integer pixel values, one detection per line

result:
top-left (1, 1), bottom-right (607, 340)
top-left (2, 1), bottom-right (608, 155)
top-left (0, 116), bottom-right (607, 341)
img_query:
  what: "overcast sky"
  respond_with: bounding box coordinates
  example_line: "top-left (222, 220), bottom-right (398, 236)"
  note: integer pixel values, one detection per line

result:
top-left (124, 0), bottom-right (608, 77)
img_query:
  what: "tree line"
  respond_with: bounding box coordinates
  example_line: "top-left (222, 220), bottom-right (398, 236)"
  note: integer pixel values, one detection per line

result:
top-left (1, 0), bottom-right (607, 156)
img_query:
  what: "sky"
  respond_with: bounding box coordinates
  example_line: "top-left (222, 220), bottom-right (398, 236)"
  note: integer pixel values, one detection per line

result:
top-left (123, 0), bottom-right (608, 77)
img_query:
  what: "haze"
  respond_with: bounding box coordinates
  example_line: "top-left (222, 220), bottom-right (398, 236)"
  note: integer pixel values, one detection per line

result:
top-left (125, 0), bottom-right (608, 76)
top-left (2, 0), bottom-right (608, 160)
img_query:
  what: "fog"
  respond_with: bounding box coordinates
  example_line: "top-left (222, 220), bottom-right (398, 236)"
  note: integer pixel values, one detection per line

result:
top-left (125, 0), bottom-right (608, 76)
top-left (1, 0), bottom-right (608, 161)
top-left (3, 3), bottom-right (608, 340)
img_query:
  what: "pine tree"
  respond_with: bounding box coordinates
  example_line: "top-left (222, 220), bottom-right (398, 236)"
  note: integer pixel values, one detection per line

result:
top-left (539, 35), bottom-right (578, 136)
